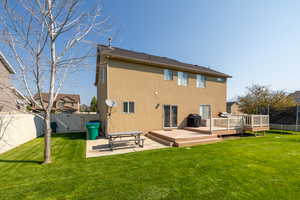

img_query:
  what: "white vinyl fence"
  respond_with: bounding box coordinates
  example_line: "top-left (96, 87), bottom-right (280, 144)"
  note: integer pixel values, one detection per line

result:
top-left (50, 113), bottom-right (100, 133)
top-left (0, 114), bottom-right (44, 154)
top-left (0, 113), bottom-right (100, 154)
top-left (270, 124), bottom-right (300, 132)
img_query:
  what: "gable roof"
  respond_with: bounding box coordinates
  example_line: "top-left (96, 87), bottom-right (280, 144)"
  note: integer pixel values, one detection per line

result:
top-left (96, 45), bottom-right (231, 84)
top-left (34, 93), bottom-right (80, 103)
top-left (0, 52), bottom-right (16, 74)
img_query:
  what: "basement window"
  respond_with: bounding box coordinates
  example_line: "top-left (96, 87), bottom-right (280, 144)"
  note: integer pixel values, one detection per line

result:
top-left (123, 101), bottom-right (135, 113)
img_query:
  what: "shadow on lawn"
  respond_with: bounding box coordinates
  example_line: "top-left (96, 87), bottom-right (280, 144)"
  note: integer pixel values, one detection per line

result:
top-left (51, 132), bottom-right (86, 140)
top-left (0, 159), bottom-right (42, 164)
top-left (266, 130), bottom-right (294, 135)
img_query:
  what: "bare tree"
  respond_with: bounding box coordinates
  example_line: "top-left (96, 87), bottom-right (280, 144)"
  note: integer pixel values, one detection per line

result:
top-left (238, 84), bottom-right (296, 114)
top-left (0, 0), bottom-right (109, 164)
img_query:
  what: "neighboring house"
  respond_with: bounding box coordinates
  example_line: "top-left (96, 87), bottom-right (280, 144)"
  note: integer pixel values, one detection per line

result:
top-left (96, 45), bottom-right (231, 134)
top-left (226, 101), bottom-right (243, 115)
top-left (0, 52), bottom-right (20, 112)
top-left (33, 93), bottom-right (80, 113)
top-left (289, 91), bottom-right (300, 104)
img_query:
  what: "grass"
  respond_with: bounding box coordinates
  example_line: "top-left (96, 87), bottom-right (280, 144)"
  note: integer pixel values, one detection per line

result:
top-left (1, 132), bottom-right (300, 200)
top-left (266, 129), bottom-right (300, 135)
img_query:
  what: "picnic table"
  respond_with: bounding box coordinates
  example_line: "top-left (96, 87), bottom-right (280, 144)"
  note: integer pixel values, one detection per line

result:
top-left (107, 131), bottom-right (144, 150)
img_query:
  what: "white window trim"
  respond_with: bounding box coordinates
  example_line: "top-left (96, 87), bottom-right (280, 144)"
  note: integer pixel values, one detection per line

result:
top-left (177, 71), bottom-right (188, 86)
top-left (163, 104), bottom-right (178, 128)
top-left (123, 101), bottom-right (135, 114)
top-left (196, 74), bottom-right (206, 88)
top-left (164, 69), bottom-right (173, 80)
top-left (216, 77), bottom-right (225, 82)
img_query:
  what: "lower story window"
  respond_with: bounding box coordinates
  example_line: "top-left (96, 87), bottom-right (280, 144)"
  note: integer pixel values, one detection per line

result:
top-left (199, 105), bottom-right (211, 119)
top-left (123, 101), bottom-right (135, 113)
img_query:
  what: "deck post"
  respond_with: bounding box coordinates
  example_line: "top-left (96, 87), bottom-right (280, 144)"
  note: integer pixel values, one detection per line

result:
top-left (251, 115), bottom-right (254, 128)
top-left (296, 105), bottom-right (299, 131)
top-left (260, 115), bottom-right (263, 127)
top-left (227, 118), bottom-right (230, 130)
top-left (241, 116), bottom-right (245, 136)
top-left (210, 118), bottom-right (213, 135)
top-left (209, 105), bottom-right (213, 135)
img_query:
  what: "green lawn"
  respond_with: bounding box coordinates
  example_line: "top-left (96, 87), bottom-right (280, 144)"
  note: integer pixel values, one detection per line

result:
top-left (1, 132), bottom-right (300, 200)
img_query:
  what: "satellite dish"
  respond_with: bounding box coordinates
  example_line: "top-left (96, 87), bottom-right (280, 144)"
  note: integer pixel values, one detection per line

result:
top-left (105, 99), bottom-right (117, 107)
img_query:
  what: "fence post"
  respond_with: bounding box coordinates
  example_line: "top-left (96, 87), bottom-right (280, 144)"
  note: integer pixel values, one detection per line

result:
top-left (260, 115), bottom-right (263, 127)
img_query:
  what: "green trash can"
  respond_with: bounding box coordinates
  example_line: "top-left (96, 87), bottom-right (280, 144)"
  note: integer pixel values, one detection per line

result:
top-left (86, 122), bottom-right (100, 140)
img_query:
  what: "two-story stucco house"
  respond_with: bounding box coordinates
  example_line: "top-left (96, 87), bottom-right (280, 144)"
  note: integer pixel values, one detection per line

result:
top-left (0, 52), bottom-right (18, 112)
top-left (33, 93), bottom-right (81, 113)
top-left (95, 45), bottom-right (232, 135)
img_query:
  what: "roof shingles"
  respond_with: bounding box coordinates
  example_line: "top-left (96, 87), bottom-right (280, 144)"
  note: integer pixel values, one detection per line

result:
top-left (98, 45), bottom-right (231, 79)
top-left (34, 93), bottom-right (80, 103)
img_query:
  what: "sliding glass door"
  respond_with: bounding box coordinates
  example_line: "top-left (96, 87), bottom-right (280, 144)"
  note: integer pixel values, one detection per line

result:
top-left (163, 105), bottom-right (178, 128)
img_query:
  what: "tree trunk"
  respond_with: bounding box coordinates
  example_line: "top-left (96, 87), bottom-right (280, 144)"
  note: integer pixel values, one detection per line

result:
top-left (42, 111), bottom-right (51, 164)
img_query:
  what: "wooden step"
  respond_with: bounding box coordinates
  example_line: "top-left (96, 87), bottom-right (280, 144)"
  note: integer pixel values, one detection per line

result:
top-left (174, 137), bottom-right (221, 147)
top-left (174, 134), bottom-right (216, 142)
top-left (148, 131), bottom-right (177, 142)
top-left (149, 131), bottom-right (214, 142)
top-left (184, 127), bottom-right (212, 134)
top-left (146, 133), bottom-right (174, 146)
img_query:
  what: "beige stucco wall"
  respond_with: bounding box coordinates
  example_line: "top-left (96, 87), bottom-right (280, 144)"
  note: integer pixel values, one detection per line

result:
top-left (99, 58), bottom-right (227, 134)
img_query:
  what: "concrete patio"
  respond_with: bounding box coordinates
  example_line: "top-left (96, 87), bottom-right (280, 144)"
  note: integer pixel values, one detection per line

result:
top-left (86, 136), bottom-right (168, 158)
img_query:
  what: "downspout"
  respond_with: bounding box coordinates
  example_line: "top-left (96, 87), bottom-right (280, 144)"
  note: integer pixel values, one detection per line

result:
top-left (105, 56), bottom-right (110, 135)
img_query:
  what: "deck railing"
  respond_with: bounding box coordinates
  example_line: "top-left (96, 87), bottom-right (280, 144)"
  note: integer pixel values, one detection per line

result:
top-left (210, 115), bottom-right (269, 131)
top-left (243, 115), bottom-right (269, 128)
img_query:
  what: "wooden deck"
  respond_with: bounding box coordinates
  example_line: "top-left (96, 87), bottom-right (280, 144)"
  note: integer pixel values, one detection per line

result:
top-left (147, 125), bottom-right (269, 147)
top-left (185, 125), bottom-right (270, 135)
top-left (147, 129), bottom-right (221, 147)
top-left (244, 126), bottom-right (270, 132)
top-left (184, 126), bottom-right (243, 136)
top-left (147, 115), bottom-right (270, 147)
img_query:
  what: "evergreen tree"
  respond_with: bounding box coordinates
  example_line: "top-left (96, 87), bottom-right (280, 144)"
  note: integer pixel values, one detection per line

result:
top-left (90, 96), bottom-right (97, 112)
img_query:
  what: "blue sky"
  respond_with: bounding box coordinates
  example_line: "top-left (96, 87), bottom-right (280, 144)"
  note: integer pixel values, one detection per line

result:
top-left (64, 0), bottom-right (300, 104)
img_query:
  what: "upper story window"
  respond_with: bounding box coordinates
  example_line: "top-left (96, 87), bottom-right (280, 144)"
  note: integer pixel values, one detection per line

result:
top-left (123, 101), bottom-right (135, 113)
top-left (216, 77), bottom-right (225, 82)
top-left (196, 74), bottom-right (206, 88)
top-left (58, 101), bottom-right (64, 107)
top-left (164, 69), bottom-right (173, 80)
top-left (177, 71), bottom-right (188, 86)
